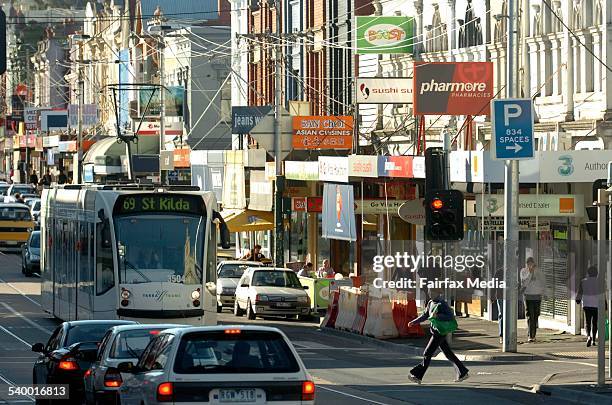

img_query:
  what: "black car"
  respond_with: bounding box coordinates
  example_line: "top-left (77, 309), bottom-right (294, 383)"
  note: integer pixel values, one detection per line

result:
top-left (21, 231), bottom-right (40, 277)
top-left (32, 320), bottom-right (137, 403)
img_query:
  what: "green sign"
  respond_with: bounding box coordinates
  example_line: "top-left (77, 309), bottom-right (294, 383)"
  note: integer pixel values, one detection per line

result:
top-left (356, 16), bottom-right (414, 54)
top-left (114, 194), bottom-right (204, 216)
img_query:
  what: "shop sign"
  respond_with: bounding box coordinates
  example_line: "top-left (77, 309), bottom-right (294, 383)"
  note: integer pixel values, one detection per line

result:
top-left (136, 121), bottom-right (183, 136)
top-left (160, 151), bottom-right (174, 170)
top-left (265, 162), bottom-right (276, 181)
top-left (413, 62), bottom-right (494, 116)
top-left (355, 199), bottom-right (409, 215)
top-left (398, 198), bottom-right (425, 225)
top-left (249, 170), bottom-right (273, 211)
top-left (18, 135), bottom-right (26, 148)
top-left (482, 218), bottom-right (551, 232)
top-left (356, 77), bottom-right (413, 104)
top-left (231, 106), bottom-right (272, 134)
top-left (58, 141), bottom-right (77, 152)
top-left (348, 155), bottom-right (378, 177)
top-left (25, 134), bottom-right (36, 148)
top-left (292, 197), bottom-right (307, 211)
top-left (412, 156), bottom-right (425, 178)
top-left (307, 197), bottom-right (323, 212)
top-left (24, 108), bottom-right (38, 131)
top-left (356, 16), bottom-right (414, 54)
top-left (68, 104), bottom-right (98, 128)
top-left (322, 183), bottom-right (357, 241)
top-left (222, 163), bottom-right (246, 209)
top-left (319, 156), bottom-right (349, 183)
top-left (43, 135), bottom-right (60, 148)
top-left (539, 150), bottom-right (612, 183)
top-left (41, 110), bottom-right (68, 131)
top-left (3, 137), bottom-right (13, 150)
top-left (292, 116), bottom-right (353, 150)
top-left (173, 149), bottom-right (190, 168)
top-left (475, 194), bottom-right (584, 217)
top-left (378, 155), bottom-right (413, 177)
top-left (285, 161), bottom-right (319, 181)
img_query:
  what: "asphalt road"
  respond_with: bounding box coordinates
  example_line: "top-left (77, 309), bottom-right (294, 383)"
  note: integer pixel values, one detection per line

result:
top-left (0, 250), bottom-right (597, 404)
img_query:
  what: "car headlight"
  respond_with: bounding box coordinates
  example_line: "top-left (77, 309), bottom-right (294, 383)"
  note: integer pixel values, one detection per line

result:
top-left (297, 296), bottom-right (308, 304)
top-left (120, 289), bottom-right (131, 300)
top-left (255, 294), bottom-right (269, 302)
top-left (191, 289), bottom-right (201, 300)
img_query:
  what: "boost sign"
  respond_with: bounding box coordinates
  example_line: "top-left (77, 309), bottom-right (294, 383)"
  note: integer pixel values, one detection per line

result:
top-left (413, 62), bottom-right (494, 116)
top-left (356, 16), bottom-right (414, 54)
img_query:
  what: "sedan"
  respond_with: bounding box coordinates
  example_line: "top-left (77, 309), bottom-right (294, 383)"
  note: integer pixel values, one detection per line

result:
top-left (234, 268), bottom-right (310, 320)
top-left (118, 326), bottom-right (315, 405)
top-left (32, 320), bottom-right (136, 403)
top-left (21, 230), bottom-right (40, 277)
top-left (215, 261), bottom-right (263, 313)
top-left (84, 324), bottom-right (185, 405)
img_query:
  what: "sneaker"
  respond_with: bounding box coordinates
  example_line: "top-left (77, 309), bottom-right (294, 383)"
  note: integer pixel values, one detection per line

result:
top-left (455, 372), bottom-right (470, 382)
top-left (499, 337), bottom-right (503, 344)
top-left (408, 374), bottom-right (422, 385)
top-left (587, 336), bottom-right (592, 347)
top-left (527, 337), bottom-right (534, 343)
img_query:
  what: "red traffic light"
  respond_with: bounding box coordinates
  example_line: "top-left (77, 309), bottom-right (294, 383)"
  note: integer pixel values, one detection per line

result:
top-left (431, 198), bottom-right (444, 210)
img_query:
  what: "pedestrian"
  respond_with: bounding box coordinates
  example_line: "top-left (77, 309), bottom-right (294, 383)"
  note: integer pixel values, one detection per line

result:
top-left (39, 169), bottom-right (52, 187)
top-left (407, 289), bottom-right (469, 384)
top-left (520, 257), bottom-right (545, 342)
top-left (14, 193), bottom-right (24, 204)
top-left (29, 170), bottom-right (38, 186)
top-left (493, 266), bottom-right (505, 344)
top-left (576, 266), bottom-right (601, 347)
top-left (240, 244), bottom-right (265, 262)
top-left (317, 259), bottom-right (335, 278)
top-left (298, 263), bottom-right (313, 277)
top-left (58, 169), bottom-right (68, 185)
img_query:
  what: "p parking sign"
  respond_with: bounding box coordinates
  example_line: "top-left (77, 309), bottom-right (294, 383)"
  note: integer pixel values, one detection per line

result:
top-left (491, 99), bottom-right (535, 160)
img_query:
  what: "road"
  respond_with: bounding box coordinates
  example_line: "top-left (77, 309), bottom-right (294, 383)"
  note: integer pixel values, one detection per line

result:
top-left (0, 251), bottom-right (596, 404)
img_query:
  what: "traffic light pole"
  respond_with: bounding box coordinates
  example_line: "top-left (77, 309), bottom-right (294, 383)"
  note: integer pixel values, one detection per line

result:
top-left (597, 189), bottom-right (608, 386)
top-left (502, 0), bottom-right (519, 353)
top-left (273, 0), bottom-right (284, 267)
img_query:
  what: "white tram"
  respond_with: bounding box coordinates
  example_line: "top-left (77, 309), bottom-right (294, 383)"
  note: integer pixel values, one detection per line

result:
top-left (40, 184), bottom-right (229, 325)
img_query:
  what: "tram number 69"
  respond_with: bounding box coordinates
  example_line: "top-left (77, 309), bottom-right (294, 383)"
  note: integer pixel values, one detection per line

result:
top-left (123, 198), bottom-right (136, 211)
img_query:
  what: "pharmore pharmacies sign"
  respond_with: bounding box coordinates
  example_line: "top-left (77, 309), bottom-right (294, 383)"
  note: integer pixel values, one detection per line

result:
top-left (356, 16), bottom-right (414, 54)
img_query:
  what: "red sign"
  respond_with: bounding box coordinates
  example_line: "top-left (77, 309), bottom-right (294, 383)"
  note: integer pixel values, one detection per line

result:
top-left (292, 197), bottom-right (307, 211)
top-left (379, 156), bottom-right (413, 178)
top-left (413, 62), bottom-right (494, 116)
top-left (307, 197), bottom-right (323, 213)
top-left (173, 149), bottom-right (190, 168)
top-left (292, 116), bottom-right (353, 150)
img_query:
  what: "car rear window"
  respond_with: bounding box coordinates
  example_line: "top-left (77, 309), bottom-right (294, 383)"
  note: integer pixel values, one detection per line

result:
top-left (30, 233), bottom-right (40, 248)
top-left (218, 264), bottom-right (250, 278)
top-left (66, 324), bottom-right (123, 346)
top-left (174, 331), bottom-right (300, 374)
top-left (251, 270), bottom-right (302, 288)
top-left (0, 207), bottom-right (31, 221)
top-left (12, 186), bottom-right (35, 195)
top-left (110, 329), bottom-right (163, 359)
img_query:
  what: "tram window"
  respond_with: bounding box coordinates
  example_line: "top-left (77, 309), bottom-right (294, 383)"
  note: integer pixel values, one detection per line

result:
top-left (96, 221), bottom-right (115, 295)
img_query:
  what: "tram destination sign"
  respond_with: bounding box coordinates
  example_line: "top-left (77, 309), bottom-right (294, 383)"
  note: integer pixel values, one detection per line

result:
top-left (114, 194), bottom-right (204, 215)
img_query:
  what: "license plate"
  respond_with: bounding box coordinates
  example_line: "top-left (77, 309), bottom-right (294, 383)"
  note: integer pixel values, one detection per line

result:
top-left (219, 389), bottom-right (256, 402)
top-left (276, 302), bottom-right (292, 308)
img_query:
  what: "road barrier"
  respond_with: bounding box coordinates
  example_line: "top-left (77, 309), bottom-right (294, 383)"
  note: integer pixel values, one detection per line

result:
top-left (334, 287), bottom-right (359, 331)
top-left (392, 291), bottom-right (425, 337)
top-left (351, 290), bottom-right (369, 334)
top-left (320, 290), bottom-right (340, 328)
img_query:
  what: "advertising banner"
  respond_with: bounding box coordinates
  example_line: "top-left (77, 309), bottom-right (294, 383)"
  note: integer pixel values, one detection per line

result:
top-left (475, 194), bottom-right (584, 217)
top-left (160, 151), bottom-right (174, 170)
top-left (322, 183), bottom-right (356, 241)
top-left (292, 197), bottom-right (307, 211)
top-left (285, 161), bottom-right (319, 181)
top-left (292, 116), bottom-right (353, 150)
top-left (41, 110), bottom-right (68, 131)
top-left (231, 106), bottom-right (272, 133)
top-left (222, 163), bottom-right (246, 209)
top-left (348, 155), bottom-right (378, 177)
top-left (356, 16), bottom-right (414, 54)
top-left (539, 150), bottom-right (612, 183)
top-left (378, 156), bottom-right (413, 177)
top-left (173, 149), bottom-right (190, 168)
top-left (139, 86), bottom-right (184, 117)
top-left (356, 77), bottom-right (413, 104)
top-left (319, 156), bottom-right (349, 183)
top-left (355, 199), bottom-right (409, 215)
top-left (68, 104), bottom-right (98, 128)
top-left (413, 62), bottom-right (494, 116)
top-left (24, 108), bottom-right (38, 131)
top-left (136, 121), bottom-right (183, 136)
top-left (249, 170), bottom-right (274, 211)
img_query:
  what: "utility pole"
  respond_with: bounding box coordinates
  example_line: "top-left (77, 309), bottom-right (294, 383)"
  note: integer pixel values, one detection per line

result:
top-left (596, 188), bottom-right (607, 386)
top-left (159, 30), bottom-right (166, 184)
top-left (76, 56), bottom-right (83, 184)
top-left (502, 0), bottom-right (519, 353)
top-left (273, 0), bottom-right (284, 267)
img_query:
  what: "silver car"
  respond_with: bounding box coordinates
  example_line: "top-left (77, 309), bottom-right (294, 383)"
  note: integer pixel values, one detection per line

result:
top-left (83, 324), bottom-right (185, 405)
top-left (216, 261), bottom-right (264, 313)
top-left (118, 325), bottom-right (315, 405)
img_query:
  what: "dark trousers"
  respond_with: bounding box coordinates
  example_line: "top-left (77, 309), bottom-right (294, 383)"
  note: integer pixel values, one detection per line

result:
top-left (525, 299), bottom-right (541, 339)
top-left (584, 307), bottom-right (598, 339)
top-left (410, 331), bottom-right (468, 380)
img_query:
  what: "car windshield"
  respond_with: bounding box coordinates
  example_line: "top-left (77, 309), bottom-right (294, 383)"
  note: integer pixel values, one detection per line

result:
top-left (30, 233), bottom-right (40, 248)
top-left (66, 324), bottom-right (122, 346)
top-left (33, 201), bottom-right (41, 211)
top-left (173, 331), bottom-right (300, 374)
top-left (11, 186), bottom-right (35, 195)
top-left (0, 206), bottom-right (31, 221)
top-left (115, 215), bottom-right (205, 285)
top-left (110, 329), bottom-right (165, 359)
top-left (251, 271), bottom-right (302, 288)
top-left (218, 264), bottom-right (251, 278)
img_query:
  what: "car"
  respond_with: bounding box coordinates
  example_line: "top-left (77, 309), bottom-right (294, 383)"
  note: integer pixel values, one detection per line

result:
top-left (21, 230), bottom-right (40, 276)
top-left (234, 267), bottom-right (310, 320)
top-left (4, 184), bottom-right (36, 202)
top-left (216, 261), bottom-right (264, 313)
top-left (25, 198), bottom-right (41, 223)
top-left (0, 183), bottom-right (9, 197)
top-left (84, 324), bottom-right (186, 405)
top-left (117, 325), bottom-right (315, 405)
top-left (32, 320), bottom-right (137, 403)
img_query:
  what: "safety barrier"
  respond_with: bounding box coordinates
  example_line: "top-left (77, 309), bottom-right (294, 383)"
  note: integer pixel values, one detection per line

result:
top-left (334, 287), bottom-right (359, 331)
top-left (350, 289), bottom-right (368, 334)
top-left (392, 291), bottom-right (425, 338)
top-left (363, 289), bottom-right (399, 339)
top-left (320, 290), bottom-right (340, 328)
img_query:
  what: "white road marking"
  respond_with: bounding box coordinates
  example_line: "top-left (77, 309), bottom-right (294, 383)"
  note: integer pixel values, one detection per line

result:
top-left (293, 341), bottom-right (377, 350)
top-left (317, 385), bottom-right (393, 405)
top-left (0, 276), bottom-right (41, 307)
top-left (542, 359), bottom-right (598, 368)
top-left (0, 371), bottom-right (35, 401)
top-left (0, 302), bottom-right (52, 334)
top-left (0, 325), bottom-right (32, 347)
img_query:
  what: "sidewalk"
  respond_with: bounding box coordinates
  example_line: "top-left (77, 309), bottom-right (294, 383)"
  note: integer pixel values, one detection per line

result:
top-left (320, 316), bottom-right (605, 362)
top-left (535, 369), bottom-right (612, 403)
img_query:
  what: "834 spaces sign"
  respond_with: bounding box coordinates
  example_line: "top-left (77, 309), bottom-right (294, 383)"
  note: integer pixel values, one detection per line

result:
top-left (491, 98), bottom-right (535, 160)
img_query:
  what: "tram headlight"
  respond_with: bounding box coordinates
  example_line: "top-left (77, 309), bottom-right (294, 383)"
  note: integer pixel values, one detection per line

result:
top-left (121, 289), bottom-right (131, 300)
top-left (191, 289), bottom-right (201, 300)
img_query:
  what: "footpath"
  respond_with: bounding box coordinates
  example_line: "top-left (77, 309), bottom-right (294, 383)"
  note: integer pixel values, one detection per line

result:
top-left (321, 315), bottom-right (612, 403)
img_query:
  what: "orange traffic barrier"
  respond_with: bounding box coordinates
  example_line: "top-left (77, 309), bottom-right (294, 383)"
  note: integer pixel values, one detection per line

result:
top-left (392, 292), bottom-right (425, 338)
top-left (321, 290), bottom-right (340, 328)
top-left (351, 290), bottom-right (368, 334)
top-left (405, 298), bottom-right (424, 337)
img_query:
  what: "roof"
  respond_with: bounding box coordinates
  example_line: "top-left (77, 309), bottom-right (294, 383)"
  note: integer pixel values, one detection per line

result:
top-left (219, 261), bottom-right (264, 266)
top-left (109, 323), bottom-right (187, 334)
top-left (0, 203), bottom-right (31, 209)
top-left (64, 320), bottom-right (137, 327)
top-left (250, 267), bottom-right (292, 272)
top-left (139, 0), bottom-right (218, 22)
top-left (161, 325), bottom-right (284, 336)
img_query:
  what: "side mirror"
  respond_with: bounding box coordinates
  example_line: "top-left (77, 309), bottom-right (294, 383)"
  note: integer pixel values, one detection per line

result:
top-left (303, 286), bottom-right (309, 290)
top-left (213, 211), bottom-right (231, 249)
top-left (117, 361), bottom-right (135, 373)
top-left (32, 343), bottom-right (45, 353)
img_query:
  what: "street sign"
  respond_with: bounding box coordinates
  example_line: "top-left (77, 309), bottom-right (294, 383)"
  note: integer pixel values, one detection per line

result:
top-left (491, 99), bottom-right (535, 160)
top-left (249, 107), bottom-right (292, 160)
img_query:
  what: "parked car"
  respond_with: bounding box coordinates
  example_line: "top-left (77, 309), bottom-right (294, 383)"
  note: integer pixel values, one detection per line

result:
top-left (32, 320), bottom-right (137, 403)
top-left (234, 268), bottom-right (310, 320)
top-left (26, 198), bottom-right (41, 223)
top-left (118, 325), bottom-right (315, 405)
top-left (216, 261), bottom-right (264, 313)
top-left (0, 183), bottom-right (9, 197)
top-left (84, 324), bottom-right (185, 405)
top-left (4, 184), bottom-right (36, 202)
top-left (21, 230), bottom-right (40, 276)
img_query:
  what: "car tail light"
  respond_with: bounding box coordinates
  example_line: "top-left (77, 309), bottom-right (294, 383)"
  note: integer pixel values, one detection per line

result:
top-left (84, 369), bottom-right (92, 377)
top-left (58, 358), bottom-right (79, 371)
top-left (224, 329), bottom-right (241, 334)
top-left (157, 382), bottom-right (173, 402)
top-left (149, 330), bottom-right (160, 335)
top-left (104, 369), bottom-right (122, 388)
top-left (302, 381), bottom-right (315, 401)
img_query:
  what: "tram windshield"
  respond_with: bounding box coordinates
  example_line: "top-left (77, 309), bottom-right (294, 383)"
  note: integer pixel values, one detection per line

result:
top-left (115, 215), bottom-right (205, 285)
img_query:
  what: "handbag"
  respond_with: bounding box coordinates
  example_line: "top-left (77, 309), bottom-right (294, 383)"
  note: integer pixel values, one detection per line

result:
top-left (428, 303), bottom-right (458, 336)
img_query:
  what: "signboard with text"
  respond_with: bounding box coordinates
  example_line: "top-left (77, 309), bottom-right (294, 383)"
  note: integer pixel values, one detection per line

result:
top-left (356, 16), bottom-right (414, 54)
top-left (322, 183), bottom-right (356, 241)
top-left (491, 99), bottom-right (535, 160)
top-left (356, 77), bottom-right (413, 104)
top-left (231, 106), bottom-right (272, 134)
top-left (292, 116), bottom-right (353, 150)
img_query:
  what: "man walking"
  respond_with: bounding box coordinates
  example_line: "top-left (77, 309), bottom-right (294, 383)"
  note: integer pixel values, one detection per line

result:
top-left (576, 266), bottom-right (600, 347)
top-left (520, 257), bottom-right (545, 342)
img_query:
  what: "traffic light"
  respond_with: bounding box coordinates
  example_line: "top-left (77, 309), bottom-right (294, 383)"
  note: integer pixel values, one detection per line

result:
top-left (425, 190), bottom-right (464, 241)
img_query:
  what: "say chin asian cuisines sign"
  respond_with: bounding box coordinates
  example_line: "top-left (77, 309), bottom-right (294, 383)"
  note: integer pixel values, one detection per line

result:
top-left (413, 62), bottom-right (494, 115)
top-left (356, 16), bottom-right (414, 54)
top-left (292, 116), bottom-right (353, 150)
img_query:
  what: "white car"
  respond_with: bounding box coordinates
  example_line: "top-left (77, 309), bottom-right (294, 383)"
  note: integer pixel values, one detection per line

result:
top-left (117, 325), bottom-right (316, 405)
top-left (234, 268), bottom-right (310, 320)
top-left (216, 261), bottom-right (264, 313)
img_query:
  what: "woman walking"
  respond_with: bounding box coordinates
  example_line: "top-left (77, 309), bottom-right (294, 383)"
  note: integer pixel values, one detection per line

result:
top-left (407, 289), bottom-right (469, 384)
top-left (576, 266), bottom-right (600, 347)
top-left (520, 257), bottom-right (545, 342)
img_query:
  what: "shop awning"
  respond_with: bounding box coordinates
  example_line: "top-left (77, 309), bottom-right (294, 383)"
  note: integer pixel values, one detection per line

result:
top-left (221, 209), bottom-right (274, 233)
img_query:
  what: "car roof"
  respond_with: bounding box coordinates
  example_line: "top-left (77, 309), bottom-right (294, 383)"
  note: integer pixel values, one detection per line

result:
top-left (219, 260), bottom-right (264, 266)
top-left (109, 324), bottom-right (187, 334)
top-left (0, 203), bottom-right (31, 209)
top-left (250, 267), bottom-right (293, 272)
top-left (160, 325), bottom-right (286, 337)
top-left (64, 320), bottom-right (137, 328)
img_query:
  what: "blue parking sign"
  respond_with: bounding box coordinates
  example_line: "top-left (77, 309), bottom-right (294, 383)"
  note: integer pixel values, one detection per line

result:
top-left (491, 99), bottom-right (535, 160)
